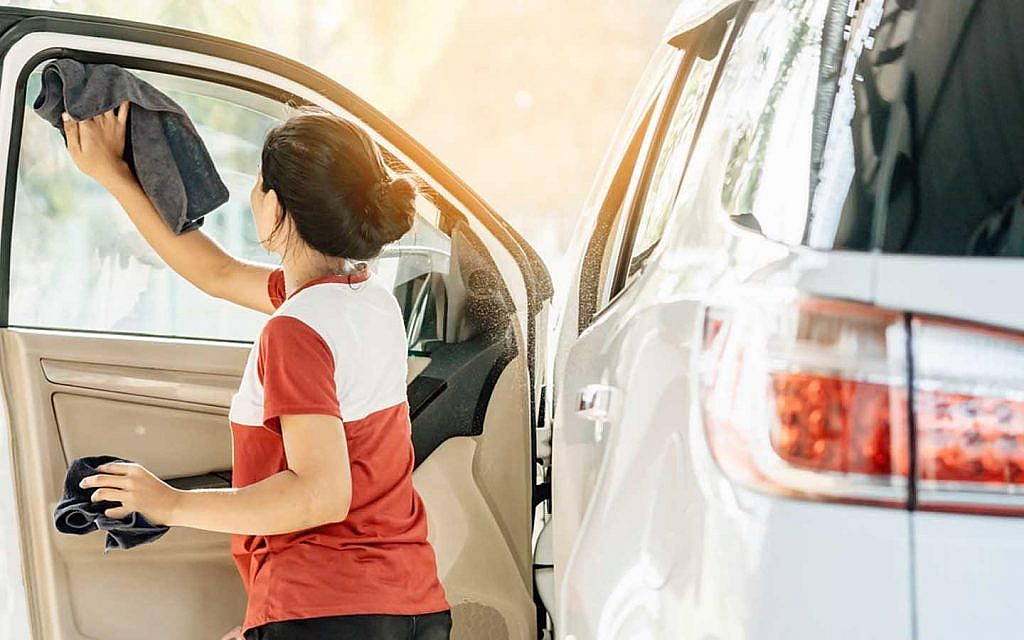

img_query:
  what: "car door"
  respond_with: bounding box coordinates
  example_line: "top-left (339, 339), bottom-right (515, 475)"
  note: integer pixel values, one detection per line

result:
top-left (549, 4), bottom-right (740, 637)
top-left (0, 7), bottom-right (551, 640)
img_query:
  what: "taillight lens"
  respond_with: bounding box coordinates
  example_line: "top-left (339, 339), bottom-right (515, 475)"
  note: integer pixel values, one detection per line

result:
top-left (698, 294), bottom-right (909, 505)
top-left (700, 292), bottom-right (1024, 516)
top-left (911, 318), bottom-right (1024, 515)
top-left (770, 372), bottom-right (900, 476)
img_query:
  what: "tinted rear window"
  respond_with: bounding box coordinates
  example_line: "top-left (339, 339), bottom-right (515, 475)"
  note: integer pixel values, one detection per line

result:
top-left (806, 0), bottom-right (1024, 256)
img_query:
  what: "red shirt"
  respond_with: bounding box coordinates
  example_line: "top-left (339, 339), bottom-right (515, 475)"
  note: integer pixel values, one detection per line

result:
top-left (228, 266), bottom-right (448, 635)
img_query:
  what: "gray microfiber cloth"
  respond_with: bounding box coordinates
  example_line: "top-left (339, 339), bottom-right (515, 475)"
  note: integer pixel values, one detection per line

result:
top-left (54, 455), bottom-right (170, 553)
top-left (31, 58), bottom-right (228, 234)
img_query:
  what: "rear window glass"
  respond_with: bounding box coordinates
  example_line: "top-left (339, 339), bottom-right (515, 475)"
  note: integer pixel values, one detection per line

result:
top-left (807, 0), bottom-right (1024, 256)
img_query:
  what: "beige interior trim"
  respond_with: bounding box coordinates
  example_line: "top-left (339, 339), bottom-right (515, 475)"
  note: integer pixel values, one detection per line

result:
top-left (414, 437), bottom-right (533, 640)
top-left (40, 350), bottom-right (431, 408)
top-left (407, 355), bottom-right (432, 384)
top-left (471, 350), bottom-right (534, 587)
top-left (40, 359), bottom-right (238, 407)
top-left (2, 328), bottom-right (536, 639)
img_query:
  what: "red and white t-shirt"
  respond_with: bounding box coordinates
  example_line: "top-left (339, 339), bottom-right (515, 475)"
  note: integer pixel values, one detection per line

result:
top-left (228, 264), bottom-right (448, 635)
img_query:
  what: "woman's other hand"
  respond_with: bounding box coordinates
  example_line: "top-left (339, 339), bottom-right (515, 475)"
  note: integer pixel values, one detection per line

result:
top-left (62, 100), bottom-right (132, 187)
top-left (79, 460), bottom-right (183, 526)
top-left (220, 624), bottom-right (246, 640)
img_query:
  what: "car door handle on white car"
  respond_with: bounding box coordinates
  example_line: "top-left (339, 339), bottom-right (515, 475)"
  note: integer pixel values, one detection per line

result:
top-left (576, 383), bottom-right (616, 420)
top-left (576, 383), bottom-right (619, 442)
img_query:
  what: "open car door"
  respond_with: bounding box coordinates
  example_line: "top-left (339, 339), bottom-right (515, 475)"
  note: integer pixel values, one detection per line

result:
top-left (0, 8), bottom-right (551, 639)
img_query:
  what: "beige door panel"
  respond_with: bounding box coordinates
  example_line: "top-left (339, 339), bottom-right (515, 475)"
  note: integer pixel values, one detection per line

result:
top-left (60, 553), bottom-right (246, 640)
top-left (48, 517), bottom-right (238, 640)
top-left (3, 327), bottom-right (533, 639)
top-left (52, 393), bottom-right (231, 480)
top-left (1, 328), bottom-right (251, 640)
top-left (415, 438), bottom-right (532, 639)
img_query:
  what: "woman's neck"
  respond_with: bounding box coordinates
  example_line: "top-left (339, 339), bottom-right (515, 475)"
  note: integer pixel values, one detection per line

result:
top-left (281, 254), bottom-right (363, 299)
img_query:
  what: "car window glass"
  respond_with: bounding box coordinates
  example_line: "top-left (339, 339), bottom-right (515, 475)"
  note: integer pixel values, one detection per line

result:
top-left (659, 0), bottom-right (828, 253)
top-left (600, 109), bottom-right (664, 298)
top-left (11, 63), bottom-right (448, 342)
top-left (808, 0), bottom-right (1024, 256)
top-left (717, 0), bottom-right (826, 244)
top-left (11, 65), bottom-right (286, 340)
top-left (622, 24), bottom-right (731, 284)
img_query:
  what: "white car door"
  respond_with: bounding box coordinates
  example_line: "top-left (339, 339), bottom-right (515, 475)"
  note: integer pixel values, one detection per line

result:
top-left (549, 5), bottom-right (741, 637)
top-left (0, 7), bottom-right (551, 639)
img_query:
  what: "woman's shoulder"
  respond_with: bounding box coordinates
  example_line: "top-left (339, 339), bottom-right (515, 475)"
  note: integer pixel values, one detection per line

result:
top-left (270, 276), bottom-right (400, 343)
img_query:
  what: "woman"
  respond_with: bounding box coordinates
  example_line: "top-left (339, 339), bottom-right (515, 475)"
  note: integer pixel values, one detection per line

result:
top-left (63, 101), bottom-right (451, 640)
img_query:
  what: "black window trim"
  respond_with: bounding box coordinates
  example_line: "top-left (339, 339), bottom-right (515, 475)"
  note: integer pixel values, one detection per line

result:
top-left (606, 1), bottom-right (750, 301)
top-left (575, 78), bottom-right (664, 334)
top-left (604, 39), bottom-right (700, 299)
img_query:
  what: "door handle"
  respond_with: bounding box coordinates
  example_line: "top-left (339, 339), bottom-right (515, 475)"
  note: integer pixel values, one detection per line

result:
top-left (577, 383), bottom-right (617, 421)
top-left (569, 384), bottom-right (619, 444)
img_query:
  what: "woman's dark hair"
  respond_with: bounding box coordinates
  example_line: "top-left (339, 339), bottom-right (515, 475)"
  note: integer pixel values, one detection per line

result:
top-left (259, 105), bottom-right (416, 261)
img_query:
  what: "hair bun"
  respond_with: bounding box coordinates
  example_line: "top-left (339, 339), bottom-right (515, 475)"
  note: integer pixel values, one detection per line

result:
top-left (384, 175), bottom-right (416, 205)
top-left (365, 174), bottom-right (416, 246)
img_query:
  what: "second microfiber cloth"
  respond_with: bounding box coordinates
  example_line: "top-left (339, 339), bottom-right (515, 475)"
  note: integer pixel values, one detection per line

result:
top-left (31, 58), bottom-right (229, 234)
top-left (54, 455), bottom-right (170, 553)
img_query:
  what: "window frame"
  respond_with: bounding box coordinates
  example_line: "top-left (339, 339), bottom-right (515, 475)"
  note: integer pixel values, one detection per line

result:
top-left (574, 76), bottom-right (665, 334)
top-left (606, 4), bottom-right (745, 301)
top-left (0, 12), bottom-right (552, 317)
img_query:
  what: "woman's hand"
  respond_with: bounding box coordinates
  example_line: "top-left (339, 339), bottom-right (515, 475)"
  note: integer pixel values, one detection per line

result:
top-left (62, 100), bottom-right (132, 187)
top-left (79, 460), bottom-right (183, 526)
top-left (219, 624), bottom-right (245, 640)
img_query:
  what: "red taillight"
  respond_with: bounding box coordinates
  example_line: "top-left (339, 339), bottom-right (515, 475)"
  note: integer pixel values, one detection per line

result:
top-left (700, 293), bottom-right (1024, 515)
top-left (911, 318), bottom-right (1024, 515)
top-left (699, 295), bottom-right (908, 506)
top-left (916, 390), bottom-right (1024, 484)
top-left (769, 373), bottom-right (898, 476)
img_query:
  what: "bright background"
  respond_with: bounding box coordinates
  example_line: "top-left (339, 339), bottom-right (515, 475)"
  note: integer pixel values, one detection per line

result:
top-left (7, 0), bottom-right (679, 280)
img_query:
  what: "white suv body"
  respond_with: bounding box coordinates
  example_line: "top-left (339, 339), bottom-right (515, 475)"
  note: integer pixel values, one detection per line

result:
top-left (549, 0), bottom-right (1024, 638)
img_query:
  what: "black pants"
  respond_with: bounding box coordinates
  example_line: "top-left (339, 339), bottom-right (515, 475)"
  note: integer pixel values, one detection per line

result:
top-left (243, 610), bottom-right (452, 640)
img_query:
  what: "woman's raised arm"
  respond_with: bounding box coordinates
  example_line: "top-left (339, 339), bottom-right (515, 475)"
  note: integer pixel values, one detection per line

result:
top-left (61, 101), bottom-right (277, 314)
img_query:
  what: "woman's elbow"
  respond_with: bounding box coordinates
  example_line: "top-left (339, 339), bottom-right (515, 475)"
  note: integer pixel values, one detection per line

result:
top-left (326, 493), bottom-right (351, 524)
top-left (312, 483), bottom-right (351, 526)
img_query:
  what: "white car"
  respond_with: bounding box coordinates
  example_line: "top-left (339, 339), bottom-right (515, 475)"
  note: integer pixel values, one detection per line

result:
top-left (0, 0), bottom-right (1019, 639)
top-left (547, 0), bottom-right (1024, 638)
